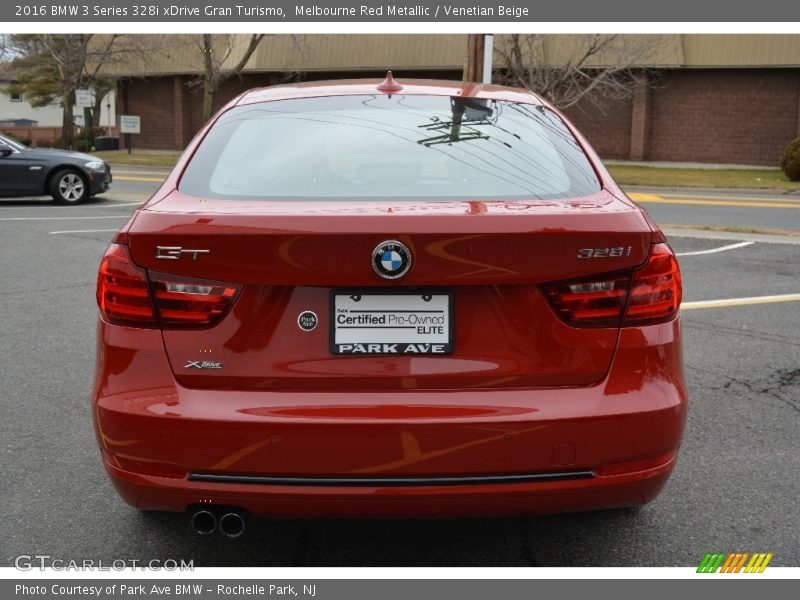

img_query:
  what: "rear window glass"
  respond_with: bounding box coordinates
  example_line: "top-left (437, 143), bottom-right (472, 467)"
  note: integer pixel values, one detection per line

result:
top-left (179, 94), bottom-right (601, 201)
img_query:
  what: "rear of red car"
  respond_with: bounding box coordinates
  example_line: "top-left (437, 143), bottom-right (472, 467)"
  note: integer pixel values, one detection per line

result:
top-left (92, 80), bottom-right (686, 527)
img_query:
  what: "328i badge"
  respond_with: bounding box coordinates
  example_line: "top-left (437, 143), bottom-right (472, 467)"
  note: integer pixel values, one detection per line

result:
top-left (93, 74), bottom-right (687, 532)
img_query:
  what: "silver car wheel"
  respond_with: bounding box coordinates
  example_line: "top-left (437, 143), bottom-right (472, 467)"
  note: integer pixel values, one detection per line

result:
top-left (58, 172), bottom-right (85, 202)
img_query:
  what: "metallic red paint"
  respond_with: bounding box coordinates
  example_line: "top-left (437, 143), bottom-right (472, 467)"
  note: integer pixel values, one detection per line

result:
top-left (93, 317), bottom-right (686, 517)
top-left (92, 79), bottom-right (687, 518)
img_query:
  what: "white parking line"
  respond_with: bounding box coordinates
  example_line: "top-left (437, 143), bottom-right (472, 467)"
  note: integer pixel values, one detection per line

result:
top-left (49, 228), bottom-right (119, 235)
top-left (0, 205), bottom-right (57, 210)
top-left (0, 215), bottom-right (129, 221)
top-left (676, 241), bottom-right (754, 256)
top-left (683, 293), bottom-right (800, 310)
top-left (0, 201), bottom-right (140, 210)
top-left (94, 202), bottom-right (142, 208)
top-left (666, 229), bottom-right (800, 245)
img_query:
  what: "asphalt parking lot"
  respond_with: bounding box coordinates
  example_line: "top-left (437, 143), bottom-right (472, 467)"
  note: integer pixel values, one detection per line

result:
top-left (1, 181), bottom-right (798, 568)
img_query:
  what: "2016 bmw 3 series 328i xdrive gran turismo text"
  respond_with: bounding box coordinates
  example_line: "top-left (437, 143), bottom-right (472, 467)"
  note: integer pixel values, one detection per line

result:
top-left (93, 75), bottom-right (686, 534)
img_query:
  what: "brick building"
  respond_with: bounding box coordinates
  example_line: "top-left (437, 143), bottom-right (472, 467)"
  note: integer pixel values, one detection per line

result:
top-left (107, 34), bottom-right (800, 166)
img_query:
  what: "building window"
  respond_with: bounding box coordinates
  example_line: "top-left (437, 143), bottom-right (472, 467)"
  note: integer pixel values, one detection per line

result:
top-left (10, 92), bottom-right (22, 102)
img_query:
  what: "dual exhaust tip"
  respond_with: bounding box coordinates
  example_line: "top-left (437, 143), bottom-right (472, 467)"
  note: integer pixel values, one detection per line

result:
top-left (190, 508), bottom-right (246, 538)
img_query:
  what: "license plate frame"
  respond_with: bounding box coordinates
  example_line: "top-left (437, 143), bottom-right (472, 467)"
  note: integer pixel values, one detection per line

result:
top-left (329, 289), bottom-right (454, 355)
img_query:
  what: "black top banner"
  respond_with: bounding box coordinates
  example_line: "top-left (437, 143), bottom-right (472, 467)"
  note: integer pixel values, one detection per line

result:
top-left (4, 0), bottom-right (800, 22)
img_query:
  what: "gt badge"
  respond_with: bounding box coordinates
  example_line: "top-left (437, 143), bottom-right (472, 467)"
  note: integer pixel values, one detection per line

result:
top-left (156, 246), bottom-right (210, 261)
top-left (372, 240), bottom-right (412, 280)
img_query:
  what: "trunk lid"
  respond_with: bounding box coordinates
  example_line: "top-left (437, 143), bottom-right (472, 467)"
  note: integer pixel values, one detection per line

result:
top-left (128, 190), bottom-right (652, 390)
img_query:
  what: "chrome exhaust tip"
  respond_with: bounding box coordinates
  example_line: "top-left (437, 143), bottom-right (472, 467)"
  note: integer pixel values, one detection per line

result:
top-left (218, 512), bottom-right (246, 538)
top-left (190, 510), bottom-right (217, 535)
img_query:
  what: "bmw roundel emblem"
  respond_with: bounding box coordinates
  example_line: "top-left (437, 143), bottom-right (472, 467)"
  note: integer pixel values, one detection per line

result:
top-left (372, 240), bottom-right (412, 280)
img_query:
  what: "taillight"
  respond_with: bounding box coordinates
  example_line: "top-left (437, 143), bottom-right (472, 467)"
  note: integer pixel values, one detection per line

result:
top-left (543, 274), bottom-right (630, 327)
top-left (96, 244), bottom-right (157, 327)
top-left (624, 243), bottom-right (682, 325)
top-left (149, 272), bottom-right (240, 328)
top-left (97, 244), bottom-right (241, 329)
top-left (543, 242), bottom-right (681, 328)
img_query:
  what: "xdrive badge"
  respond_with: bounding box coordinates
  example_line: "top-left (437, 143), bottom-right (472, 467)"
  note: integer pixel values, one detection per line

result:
top-left (184, 360), bottom-right (223, 369)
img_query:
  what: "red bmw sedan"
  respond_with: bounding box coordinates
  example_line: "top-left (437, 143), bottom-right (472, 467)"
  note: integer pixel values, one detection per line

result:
top-left (93, 76), bottom-right (686, 536)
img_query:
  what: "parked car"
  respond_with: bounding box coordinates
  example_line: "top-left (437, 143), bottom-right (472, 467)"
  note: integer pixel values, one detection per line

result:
top-left (0, 133), bottom-right (112, 204)
top-left (93, 75), bottom-right (686, 536)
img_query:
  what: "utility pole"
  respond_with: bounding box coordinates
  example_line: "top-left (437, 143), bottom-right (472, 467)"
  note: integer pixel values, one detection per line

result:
top-left (482, 34), bottom-right (494, 84)
top-left (464, 34), bottom-right (493, 83)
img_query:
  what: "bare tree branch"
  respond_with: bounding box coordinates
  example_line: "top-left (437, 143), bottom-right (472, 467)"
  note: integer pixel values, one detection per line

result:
top-left (193, 34), bottom-right (266, 120)
top-left (5, 34), bottom-right (161, 148)
top-left (495, 34), bottom-right (664, 111)
top-left (231, 34), bottom-right (264, 74)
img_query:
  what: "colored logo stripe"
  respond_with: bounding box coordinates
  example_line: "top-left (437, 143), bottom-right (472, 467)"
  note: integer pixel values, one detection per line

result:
top-left (720, 553), bottom-right (749, 573)
top-left (697, 553), bottom-right (725, 573)
top-left (745, 553), bottom-right (773, 573)
top-left (697, 552), bottom-right (773, 573)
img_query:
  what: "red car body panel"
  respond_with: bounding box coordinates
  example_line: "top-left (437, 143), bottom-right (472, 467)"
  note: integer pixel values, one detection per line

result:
top-left (93, 79), bottom-right (687, 518)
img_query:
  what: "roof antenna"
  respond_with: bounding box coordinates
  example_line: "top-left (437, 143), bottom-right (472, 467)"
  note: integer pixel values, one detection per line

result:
top-left (377, 71), bottom-right (403, 96)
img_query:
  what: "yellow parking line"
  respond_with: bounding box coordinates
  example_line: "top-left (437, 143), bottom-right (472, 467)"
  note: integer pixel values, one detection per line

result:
top-left (683, 293), bottom-right (800, 310)
top-left (628, 194), bottom-right (800, 209)
top-left (114, 175), bottom-right (165, 183)
top-left (658, 192), bottom-right (800, 203)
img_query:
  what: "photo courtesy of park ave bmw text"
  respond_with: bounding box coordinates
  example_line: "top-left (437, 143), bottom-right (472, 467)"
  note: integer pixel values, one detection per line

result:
top-left (0, 0), bottom-right (798, 592)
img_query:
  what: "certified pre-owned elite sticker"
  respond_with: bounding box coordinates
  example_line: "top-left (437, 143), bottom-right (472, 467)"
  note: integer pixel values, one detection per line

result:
top-left (331, 291), bottom-right (453, 354)
top-left (372, 240), bottom-right (412, 279)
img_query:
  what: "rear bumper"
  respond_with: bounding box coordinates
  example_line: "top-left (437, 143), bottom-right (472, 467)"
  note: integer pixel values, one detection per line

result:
top-left (104, 456), bottom-right (676, 518)
top-left (92, 317), bottom-right (687, 517)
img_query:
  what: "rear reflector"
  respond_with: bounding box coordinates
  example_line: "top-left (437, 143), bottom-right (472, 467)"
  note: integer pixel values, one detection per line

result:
top-left (97, 244), bottom-right (240, 329)
top-left (102, 450), bottom-right (187, 479)
top-left (543, 242), bottom-right (681, 328)
top-left (595, 450), bottom-right (677, 477)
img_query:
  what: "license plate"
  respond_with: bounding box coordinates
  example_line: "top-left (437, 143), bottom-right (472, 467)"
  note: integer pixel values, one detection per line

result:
top-left (330, 290), bottom-right (453, 355)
